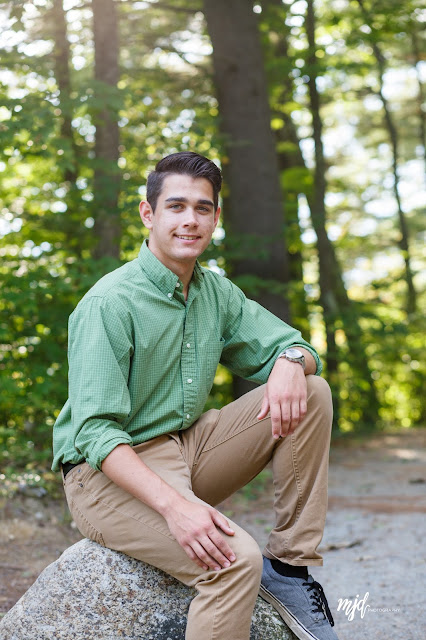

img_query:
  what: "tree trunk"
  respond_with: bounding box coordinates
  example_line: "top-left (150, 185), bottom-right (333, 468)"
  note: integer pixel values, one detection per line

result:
top-left (356, 0), bottom-right (416, 315)
top-left (411, 26), bottom-right (426, 180)
top-left (92, 0), bottom-right (121, 260)
top-left (306, 0), bottom-right (379, 429)
top-left (261, 0), bottom-right (311, 340)
top-left (49, 0), bottom-right (84, 257)
top-left (203, 0), bottom-right (290, 398)
top-left (51, 0), bottom-right (77, 184)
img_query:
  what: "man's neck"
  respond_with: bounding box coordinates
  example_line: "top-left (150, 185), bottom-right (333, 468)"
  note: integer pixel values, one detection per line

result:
top-left (146, 241), bottom-right (194, 300)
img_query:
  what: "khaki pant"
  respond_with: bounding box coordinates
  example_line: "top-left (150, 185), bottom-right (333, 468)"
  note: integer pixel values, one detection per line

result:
top-left (64, 375), bottom-right (332, 640)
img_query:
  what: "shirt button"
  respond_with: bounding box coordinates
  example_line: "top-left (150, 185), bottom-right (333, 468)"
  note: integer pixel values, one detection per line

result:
top-left (175, 282), bottom-right (180, 288)
top-left (186, 414), bottom-right (190, 419)
top-left (186, 343), bottom-right (191, 348)
top-left (167, 293), bottom-right (172, 298)
top-left (187, 378), bottom-right (192, 384)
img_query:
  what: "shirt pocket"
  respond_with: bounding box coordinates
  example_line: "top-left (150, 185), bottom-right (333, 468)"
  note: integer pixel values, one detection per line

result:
top-left (201, 338), bottom-right (225, 394)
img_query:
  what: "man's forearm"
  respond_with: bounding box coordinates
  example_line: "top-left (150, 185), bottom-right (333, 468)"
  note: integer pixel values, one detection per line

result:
top-left (101, 443), bottom-right (179, 517)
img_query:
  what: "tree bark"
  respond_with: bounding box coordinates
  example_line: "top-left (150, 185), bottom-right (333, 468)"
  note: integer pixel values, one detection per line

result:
top-left (203, 0), bottom-right (290, 398)
top-left (92, 0), bottom-right (121, 259)
top-left (356, 0), bottom-right (416, 315)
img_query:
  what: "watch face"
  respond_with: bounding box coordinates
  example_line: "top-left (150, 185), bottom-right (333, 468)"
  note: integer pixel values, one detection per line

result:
top-left (285, 348), bottom-right (303, 358)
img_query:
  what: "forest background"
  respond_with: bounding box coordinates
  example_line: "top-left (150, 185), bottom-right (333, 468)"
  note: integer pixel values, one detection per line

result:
top-left (0, 0), bottom-right (424, 492)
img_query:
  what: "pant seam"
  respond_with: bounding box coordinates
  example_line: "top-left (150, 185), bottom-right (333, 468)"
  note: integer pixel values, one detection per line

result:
top-left (283, 433), bottom-right (303, 556)
top-left (277, 433), bottom-right (303, 557)
top-left (210, 572), bottom-right (222, 640)
top-left (199, 416), bottom-right (271, 455)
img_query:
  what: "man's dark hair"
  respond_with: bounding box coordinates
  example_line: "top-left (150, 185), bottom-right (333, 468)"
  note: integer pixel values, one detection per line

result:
top-left (146, 152), bottom-right (222, 212)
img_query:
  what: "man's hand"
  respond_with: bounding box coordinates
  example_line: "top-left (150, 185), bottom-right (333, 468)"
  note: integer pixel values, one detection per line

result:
top-left (163, 496), bottom-right (236, 572)
top-left (257, 357), bottom-right (308, 438)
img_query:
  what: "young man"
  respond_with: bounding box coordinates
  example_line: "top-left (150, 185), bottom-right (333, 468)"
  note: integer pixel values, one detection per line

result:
top-left (52, 152), bottom-right (338, 640)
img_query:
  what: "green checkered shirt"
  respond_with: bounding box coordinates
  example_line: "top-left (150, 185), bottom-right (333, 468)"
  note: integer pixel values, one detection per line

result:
top-left (52, 241), bottom-right (322, 472)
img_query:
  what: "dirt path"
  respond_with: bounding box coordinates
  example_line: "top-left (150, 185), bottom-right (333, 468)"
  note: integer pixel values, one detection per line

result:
top-left (1, 429), bottom-right (425, 639)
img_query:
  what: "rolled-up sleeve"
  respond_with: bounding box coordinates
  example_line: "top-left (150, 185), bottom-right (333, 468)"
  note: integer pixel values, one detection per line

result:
top-left (221, 282), bottom-right (322, 382)
top-left (68, 296), bottom-right (134, 470)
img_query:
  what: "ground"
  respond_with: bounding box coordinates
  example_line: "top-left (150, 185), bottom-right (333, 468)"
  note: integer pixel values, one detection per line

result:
top-left (1, 428), bottom-right (425, 639)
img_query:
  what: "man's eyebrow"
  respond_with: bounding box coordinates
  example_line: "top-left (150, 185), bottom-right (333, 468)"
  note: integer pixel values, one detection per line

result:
top-left (165, 196), bottom-right (214, 207)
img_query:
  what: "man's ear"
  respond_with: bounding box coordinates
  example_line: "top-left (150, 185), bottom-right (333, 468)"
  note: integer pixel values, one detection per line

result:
top-left (139, 201), bottom-right (154, 229)
top-left (213, 206), bottom-right (221, 228)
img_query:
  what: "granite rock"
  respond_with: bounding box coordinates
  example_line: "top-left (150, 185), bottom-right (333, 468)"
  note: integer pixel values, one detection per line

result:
top-left (0, 538), bottom-right (295, 640)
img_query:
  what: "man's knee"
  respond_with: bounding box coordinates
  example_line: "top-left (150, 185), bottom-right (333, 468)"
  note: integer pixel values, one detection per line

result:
top-left (231, 530), bottom-right (263, 582)
top-left (245, 538), bottom-right (264, 578)
top-left (306, 375), bottom-right (333, 425)
top-left (307, 375), bottom-right (332, 403)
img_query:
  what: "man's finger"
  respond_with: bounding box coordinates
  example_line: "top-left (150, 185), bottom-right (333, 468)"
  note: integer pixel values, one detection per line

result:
top-left (191, 540), bottom-right (222, 571)
top-left (184, 543), bottom-right (209, 571)
top-left (209, 530), bottom-right (235, 563)
top-left (288, 396), bottom-right (307, 434)
top-left (212, 511), bottom-right (235, 538)
top-left (257, 393), bottom-right (270, 420)
top-left (211, 512), bottom-right (236, 562)
top-left (300, 397), bottom-right (307, 418)
top-left (289, 400), bottom-right (300, 429)
top-left (270, 403), bottom-right (283, 439)
top-left (203, 535), bottom-right (233, 568)
top-left (278, 400), bottom-right (291, 437)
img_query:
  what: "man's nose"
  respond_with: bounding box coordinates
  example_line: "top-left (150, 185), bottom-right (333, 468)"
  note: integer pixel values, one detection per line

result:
top-left (182, 208), bottom-right (198, 225)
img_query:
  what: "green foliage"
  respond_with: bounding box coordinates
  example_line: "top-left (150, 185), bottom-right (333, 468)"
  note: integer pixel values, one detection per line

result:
top-left (0, 254), bottom-right (122, 470)
top-left (0, 0), bottom-right (424, 477)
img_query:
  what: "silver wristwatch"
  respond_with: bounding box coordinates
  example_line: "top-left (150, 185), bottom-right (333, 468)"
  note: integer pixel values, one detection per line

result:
top-left (277, 348), bottom-right (306, 370)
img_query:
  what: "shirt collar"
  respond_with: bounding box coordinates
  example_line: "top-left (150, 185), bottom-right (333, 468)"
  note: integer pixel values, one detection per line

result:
top-left (137, 239), bottom-right (204, 298)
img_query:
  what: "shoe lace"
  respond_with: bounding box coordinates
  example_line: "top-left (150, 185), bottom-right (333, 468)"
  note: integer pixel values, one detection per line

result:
top-left (303, 580), bottom-right (335, 627)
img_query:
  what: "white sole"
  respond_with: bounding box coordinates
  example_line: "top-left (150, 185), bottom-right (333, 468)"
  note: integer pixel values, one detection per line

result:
top-left (259, 584), bottom-right (321, 640)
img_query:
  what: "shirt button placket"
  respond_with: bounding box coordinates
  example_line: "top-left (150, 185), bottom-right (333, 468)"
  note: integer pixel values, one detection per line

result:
top-left (182, 321), bottom-right (195, 426)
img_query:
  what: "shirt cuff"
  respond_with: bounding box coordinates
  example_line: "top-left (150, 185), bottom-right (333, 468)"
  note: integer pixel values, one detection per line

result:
top-left (85, 432), bottom-right (133, 471)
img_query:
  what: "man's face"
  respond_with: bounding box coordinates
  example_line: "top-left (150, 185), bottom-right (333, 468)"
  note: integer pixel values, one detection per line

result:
top-left (140, 174), bottom-right (220, 273)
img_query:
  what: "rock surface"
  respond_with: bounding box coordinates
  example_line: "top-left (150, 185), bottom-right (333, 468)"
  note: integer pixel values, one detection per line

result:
top-left (0, 538), bottom-right (295, 640)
